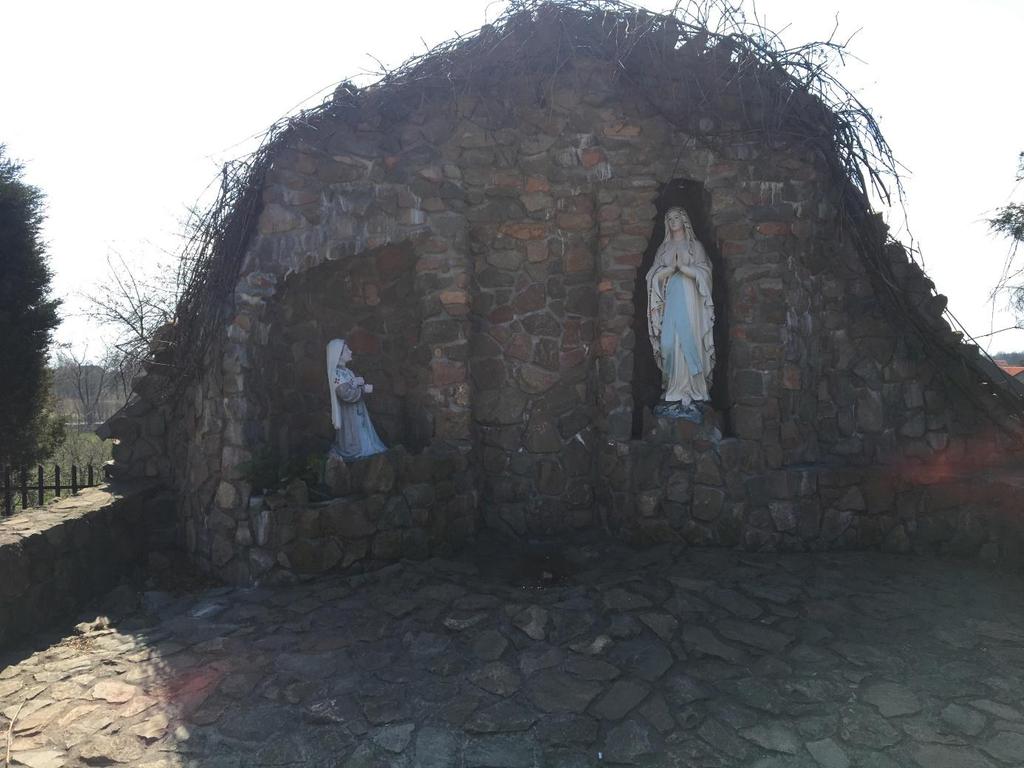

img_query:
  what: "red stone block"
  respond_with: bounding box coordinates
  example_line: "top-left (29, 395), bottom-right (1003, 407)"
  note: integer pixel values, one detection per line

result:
top-left (561, 348), bottom-right (587, 368)
top-left (489, 305), bottom-right (514, 324)
top-left (597, 334), bottom-right (620, 356)
top-left (507, 333), bottom-right (532, 361)
top-left (783, 365), bottom-right (801, 390)
top-left (375, 245), bottom-right (408, 278)
top-left (431, 360), bottom-right (467, 386)
top-left (440, 290), bottom-right (471, 316)
top-left (347, 327), bottom-right (381, 355)
top-left (564, 319), bottom-right (582, 346)
top-left (756, 222), bottom-right (792, 237)
top-left (514, 284), bottom-right (546, 314)
top-left (500, 222), bottom-right (547, 240)
top-left (556, 213), bottom-right (594, 231)
top-left (580, 147), bottom-right (606, 169)
top-left (416, 255), bottom-right (446, 272)
top-left (525, 176), bottom-right (551, 193)
top-left (563, 243), bottom-right (593, 273)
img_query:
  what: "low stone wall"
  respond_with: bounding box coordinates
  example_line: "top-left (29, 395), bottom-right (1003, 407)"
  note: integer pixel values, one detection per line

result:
top-left (0, 483), bottom-right (177, 651)
top-left (239, 445), bottom-right (477, 584)
top-left (602, 412), bottom-right (1024, 566)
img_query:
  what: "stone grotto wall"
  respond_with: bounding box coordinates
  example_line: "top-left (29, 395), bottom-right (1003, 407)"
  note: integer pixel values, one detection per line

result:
top-left (106, 55), bottom-right (1023, 583)
top-left (247, 446), bottom-right (475, 582)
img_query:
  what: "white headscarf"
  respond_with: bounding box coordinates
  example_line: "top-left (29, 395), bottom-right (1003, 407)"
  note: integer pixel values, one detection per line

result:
top-left (326, 338), bottom-right (348, 430)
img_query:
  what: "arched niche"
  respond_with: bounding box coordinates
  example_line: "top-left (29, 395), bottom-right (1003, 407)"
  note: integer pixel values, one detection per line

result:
top-left (257, 241), bottom-right (433, 468)
top-left (631, 179), bottom-right (731, 437)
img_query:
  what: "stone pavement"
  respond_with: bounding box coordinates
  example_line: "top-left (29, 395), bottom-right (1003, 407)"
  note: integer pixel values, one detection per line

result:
top-left (3, 543), bottom-right (1024, 767)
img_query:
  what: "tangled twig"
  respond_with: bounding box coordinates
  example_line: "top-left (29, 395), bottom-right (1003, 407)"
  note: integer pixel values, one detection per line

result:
top-left (149, 0), bottom-right (1022, 430)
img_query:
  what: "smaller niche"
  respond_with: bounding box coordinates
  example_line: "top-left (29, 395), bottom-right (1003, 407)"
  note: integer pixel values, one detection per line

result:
top-left (631, 179), bottom-right (730, 438)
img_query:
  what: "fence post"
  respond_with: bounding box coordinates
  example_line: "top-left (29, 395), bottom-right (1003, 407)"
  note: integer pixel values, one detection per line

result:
top-left (54, 464), bottom-right (61, 498)
top-left (37, 465), bottom-right (44, 506)
top-left (2, 465), bottom-right (10, 516)
top-left (19, 467), bottom-right (28, 511)
top-left (87, 464), bottom-right (94, 487)
top-left (71, 465), bottom-right (78, 495)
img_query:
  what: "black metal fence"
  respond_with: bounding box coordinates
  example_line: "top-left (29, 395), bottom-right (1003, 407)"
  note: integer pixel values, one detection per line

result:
top-left (2, 464), bottom-right (101, 517)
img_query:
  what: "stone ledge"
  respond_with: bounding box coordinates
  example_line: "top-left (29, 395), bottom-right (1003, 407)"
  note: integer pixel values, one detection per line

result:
top-left (0, 481), bottom-right (177, 651)
top-left (235, 446), bottom-right (478, 584)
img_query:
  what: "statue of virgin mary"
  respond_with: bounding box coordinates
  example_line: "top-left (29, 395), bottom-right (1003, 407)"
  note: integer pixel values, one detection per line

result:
top-left (646, 207), bottom-right (715, 414)
top-left (326, 338), bottom-right (387, 461)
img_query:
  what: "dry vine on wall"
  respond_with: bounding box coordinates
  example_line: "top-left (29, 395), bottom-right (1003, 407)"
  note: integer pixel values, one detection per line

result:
top-left (153, 0), bottom-right (1023, 429)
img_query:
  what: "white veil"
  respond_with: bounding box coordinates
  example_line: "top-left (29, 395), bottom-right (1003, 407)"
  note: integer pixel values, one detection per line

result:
top-left (326, 338), bottom-right (347, 430)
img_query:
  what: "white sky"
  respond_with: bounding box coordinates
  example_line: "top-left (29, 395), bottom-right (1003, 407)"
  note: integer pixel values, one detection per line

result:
top-left (3, 0), bottom-right (1023, 357)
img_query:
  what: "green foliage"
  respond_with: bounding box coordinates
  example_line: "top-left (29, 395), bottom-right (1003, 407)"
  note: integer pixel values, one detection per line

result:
top-left (237, 449), bottom-right (324, 493)
top-left (50, 428), bottom-right (112, 471)
top-left (990, 203), bottom-right (1024, 247)
top-left (0, 145), bottom-right (63, 466)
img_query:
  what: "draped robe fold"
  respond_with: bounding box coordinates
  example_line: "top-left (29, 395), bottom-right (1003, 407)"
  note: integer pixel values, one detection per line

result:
top-left (646, 236), bottom-right (715, 405)
top-left (329, 365), bottom-right (387, 461)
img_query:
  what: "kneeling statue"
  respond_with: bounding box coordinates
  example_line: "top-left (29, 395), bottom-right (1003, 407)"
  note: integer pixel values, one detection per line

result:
top-left (326, 338), bottom-right (387, 461)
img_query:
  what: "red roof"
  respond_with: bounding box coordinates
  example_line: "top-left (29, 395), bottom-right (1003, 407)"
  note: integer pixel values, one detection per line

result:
top-left (995, 361), bottom-right (1024, 377)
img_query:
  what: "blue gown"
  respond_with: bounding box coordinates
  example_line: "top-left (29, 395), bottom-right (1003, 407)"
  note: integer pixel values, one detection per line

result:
top-left (661, 272), bottom-right (704, 386)
top-left (329, 366), bottom-right (387, 461)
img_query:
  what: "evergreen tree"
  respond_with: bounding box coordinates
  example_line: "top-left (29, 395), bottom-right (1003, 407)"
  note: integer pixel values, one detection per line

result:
top-left (0, 145), bottom-right (63, 466)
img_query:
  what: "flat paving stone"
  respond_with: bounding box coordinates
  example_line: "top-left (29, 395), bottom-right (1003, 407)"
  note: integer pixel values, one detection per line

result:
top-left (464, 734), bottom-right (540, 768)
top-left (912, 743), bottom-right (998, 768)
top-left (526, 672), bottom-right (601, 713)
top-left (472, 630), bottom-right (509, 661)
top-left (466, 700), bottom-right (538, 734)
top-left (941, 702), bottom-right (988, 735)
top-left (590, 679), bottom-right (649, 720)
top-left (971, 699), bottom-right (1023, 721)
top-left (740, 722), bottom-right (801, 754)
top-left (602, 718), bottom-right (657, 763)
top-left (469, 662), bottom-right (521, 696)
top-left (681, 625), bottom-right (747, 663)
top-left (1, 548), bottom-right (1023, 767)
top-left (715, 618), bottom-right (793, 653)
top-left (805, 737), bottom-right (850, 768)
top-left (981, 731), bottom-right (1024, 763)
top-left (860, 681), bottom-right (922, 717)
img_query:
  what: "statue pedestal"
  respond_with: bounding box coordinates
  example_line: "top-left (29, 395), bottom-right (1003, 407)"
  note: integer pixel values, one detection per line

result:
top-left (641, 403), bottom-right (722, 446)
top-left (653, 400), bottom-right (705, 423)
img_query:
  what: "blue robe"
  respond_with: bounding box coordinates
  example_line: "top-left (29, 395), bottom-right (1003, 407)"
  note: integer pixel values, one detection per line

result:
top-left (330, 366), bottom-right (387, 461)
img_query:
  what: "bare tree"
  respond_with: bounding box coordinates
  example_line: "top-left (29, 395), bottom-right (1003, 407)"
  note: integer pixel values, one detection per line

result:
top-left (83, 250), bottom-right (178, 397)
top-left (52, 346), bottom-right (124, 426)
